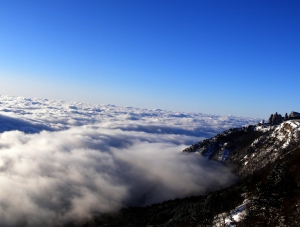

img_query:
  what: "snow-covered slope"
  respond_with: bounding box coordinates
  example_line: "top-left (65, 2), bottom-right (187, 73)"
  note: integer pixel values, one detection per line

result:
top-left (184, 119), bottom-right (300, 177)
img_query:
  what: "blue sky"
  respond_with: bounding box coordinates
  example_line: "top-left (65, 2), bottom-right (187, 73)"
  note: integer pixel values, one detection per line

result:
top-left (0, 0), bottom-right (299, 118)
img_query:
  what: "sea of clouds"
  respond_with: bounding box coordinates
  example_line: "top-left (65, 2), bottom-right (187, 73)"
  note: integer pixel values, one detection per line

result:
top-left (0, 96), bottom-right (258, 226)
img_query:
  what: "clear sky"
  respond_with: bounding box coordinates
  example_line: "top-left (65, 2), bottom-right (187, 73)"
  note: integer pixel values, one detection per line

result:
top-left (0, 0), bottom-right (299, 118)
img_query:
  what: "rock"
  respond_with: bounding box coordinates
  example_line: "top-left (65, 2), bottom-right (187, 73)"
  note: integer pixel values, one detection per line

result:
top-left (289, 111), bottom-right (300, 118)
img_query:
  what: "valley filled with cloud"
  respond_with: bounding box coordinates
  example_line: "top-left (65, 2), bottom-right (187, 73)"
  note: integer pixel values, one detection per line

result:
top-left (0, 96), bottom-right (258, 226)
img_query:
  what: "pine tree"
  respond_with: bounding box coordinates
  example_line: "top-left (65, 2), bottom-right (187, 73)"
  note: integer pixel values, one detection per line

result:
top-left (268, 114), bottom-right (273, 125)
top-left (284, 113), bottom-right (289, 121)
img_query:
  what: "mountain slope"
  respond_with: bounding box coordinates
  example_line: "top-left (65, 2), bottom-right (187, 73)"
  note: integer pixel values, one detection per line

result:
top-left (82, 119), bottom-right (300, 227)
top-left (184, 120), bottom-right (300, 177)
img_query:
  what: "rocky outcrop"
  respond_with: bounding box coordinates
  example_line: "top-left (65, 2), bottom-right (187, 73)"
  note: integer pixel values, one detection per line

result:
top-left (289, 111), bottom-right (300, 119)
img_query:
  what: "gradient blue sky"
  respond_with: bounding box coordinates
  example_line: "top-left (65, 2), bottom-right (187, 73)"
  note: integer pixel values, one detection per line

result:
top-left (0, 0), bottom-right (299, 118)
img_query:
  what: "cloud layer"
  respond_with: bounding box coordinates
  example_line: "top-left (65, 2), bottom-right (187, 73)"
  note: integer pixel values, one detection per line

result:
top-left (0, 126), bottom-right (236, 227)
top-left (0, 96), bottom-right (258, 226)
top-left (0, 95), bottom-right (259, 135)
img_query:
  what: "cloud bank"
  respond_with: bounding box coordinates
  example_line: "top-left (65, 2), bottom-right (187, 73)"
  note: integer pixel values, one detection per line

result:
top-left (0, 96), bottom-right (258, 226)
top-left (0, 126), bottom-right (236, 227)
top-left (0, 95), bottom-right (259, 135)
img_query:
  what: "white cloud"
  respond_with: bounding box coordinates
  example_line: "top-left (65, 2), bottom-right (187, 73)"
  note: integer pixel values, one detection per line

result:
top-left (0, 127), bottom-right (236, 226)
top-left (0, 95), bottom-right (257, 226)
